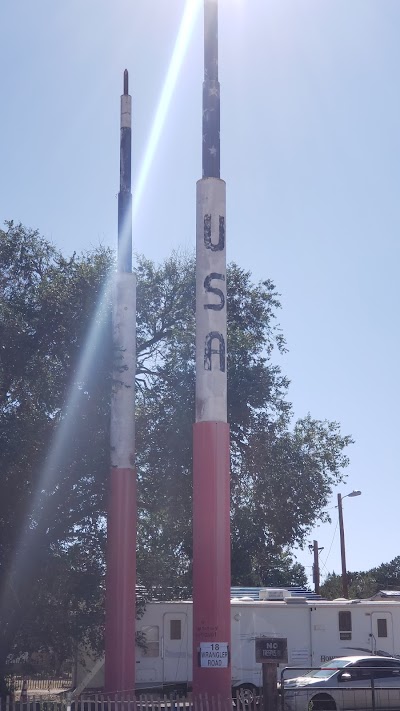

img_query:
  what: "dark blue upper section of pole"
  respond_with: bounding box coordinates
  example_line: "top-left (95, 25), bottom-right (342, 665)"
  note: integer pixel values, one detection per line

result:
top-left (203, 0), bottom-right (220, 179)
top-left (118, 69), bottom-right (132, 272)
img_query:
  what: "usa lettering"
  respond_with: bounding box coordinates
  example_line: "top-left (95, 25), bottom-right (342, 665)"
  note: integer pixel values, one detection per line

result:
top-left (203, 215), bottom-right (226, 373)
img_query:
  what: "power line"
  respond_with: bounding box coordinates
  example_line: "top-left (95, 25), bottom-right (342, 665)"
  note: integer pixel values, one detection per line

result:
top-left (320, 520), bottom-right (339, 577)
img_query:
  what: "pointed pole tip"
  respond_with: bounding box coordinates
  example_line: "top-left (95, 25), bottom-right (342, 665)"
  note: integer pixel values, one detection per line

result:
top-left (123, 69), bottom-right (129, 95)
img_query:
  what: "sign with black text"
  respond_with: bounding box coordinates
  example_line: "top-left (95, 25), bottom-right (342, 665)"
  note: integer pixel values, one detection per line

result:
top-left (255, 638), bottom-right (288, 664)
top-left (200, 642), bottom-right (229, 668)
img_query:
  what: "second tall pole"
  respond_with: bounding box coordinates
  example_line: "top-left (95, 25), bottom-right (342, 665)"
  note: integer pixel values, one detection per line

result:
top-left (105, 70), bottom-right (137, 695)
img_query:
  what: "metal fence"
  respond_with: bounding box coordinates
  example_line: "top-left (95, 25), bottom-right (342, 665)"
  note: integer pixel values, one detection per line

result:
top-left (0, 692), bottom-right (259, 711)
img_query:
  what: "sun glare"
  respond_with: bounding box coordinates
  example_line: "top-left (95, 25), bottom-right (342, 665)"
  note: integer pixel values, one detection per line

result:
top-left (132, 0), bottom-right (202, 219)
top-left (0, 0), bottom-right (202, 614)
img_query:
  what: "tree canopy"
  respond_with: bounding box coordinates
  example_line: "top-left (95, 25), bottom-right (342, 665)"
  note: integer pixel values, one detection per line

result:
top-left (134, 252), bottom-right (352, 591)
top-left (321, 557), bottom-right (400, 600)
top-left (0, 222), bottom-right (353, 683)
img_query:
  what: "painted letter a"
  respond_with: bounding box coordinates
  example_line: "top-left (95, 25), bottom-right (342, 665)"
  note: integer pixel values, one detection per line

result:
top-left (204, 332), bottom-right (225, 372)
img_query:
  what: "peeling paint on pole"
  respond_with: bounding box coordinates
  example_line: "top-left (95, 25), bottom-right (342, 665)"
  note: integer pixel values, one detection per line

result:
top-left (110, 273), bottom-right (136, 469)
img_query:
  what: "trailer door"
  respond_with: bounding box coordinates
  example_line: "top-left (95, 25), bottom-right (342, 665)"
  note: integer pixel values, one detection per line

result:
top-left (163, 613), bottom-right (189, 683)
top-left (370, 612), bottom-right (394, 655)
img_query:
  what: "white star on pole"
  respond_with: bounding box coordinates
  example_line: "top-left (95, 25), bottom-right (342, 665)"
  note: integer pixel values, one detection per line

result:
top-left (208, 145), bottom-right (217, 157)
top-left (209, 85), bottom-right (219, 97)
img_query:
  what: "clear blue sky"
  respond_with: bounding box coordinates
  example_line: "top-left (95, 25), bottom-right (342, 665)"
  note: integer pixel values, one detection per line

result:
top-left (1, 0), bottom-right (399, 586)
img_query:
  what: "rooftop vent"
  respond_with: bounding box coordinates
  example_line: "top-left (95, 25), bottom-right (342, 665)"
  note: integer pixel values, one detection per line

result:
top-left (284, 596), bottom-right (307, 604)
top-left (259, 588), bottom-right (292, 601)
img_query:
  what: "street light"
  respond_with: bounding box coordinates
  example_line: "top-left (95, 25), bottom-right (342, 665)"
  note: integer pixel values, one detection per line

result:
top-left (337, 490), bottom-right (362, 598)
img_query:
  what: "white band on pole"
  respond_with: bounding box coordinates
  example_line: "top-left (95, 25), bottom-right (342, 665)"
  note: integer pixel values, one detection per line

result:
top-left (121, 95), bottom-right (132, 129)
top-left (111, 272), bottom-right (136, 468)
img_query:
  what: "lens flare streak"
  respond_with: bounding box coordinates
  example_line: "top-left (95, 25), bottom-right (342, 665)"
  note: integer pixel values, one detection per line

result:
top-left (1, 0), bottom-right (202, 615)
top-left (132, 0), bottom-right (202, 219)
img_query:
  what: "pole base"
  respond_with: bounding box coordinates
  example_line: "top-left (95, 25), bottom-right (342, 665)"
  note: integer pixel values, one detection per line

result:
top-left (192, 421), bottom-right (231, 701)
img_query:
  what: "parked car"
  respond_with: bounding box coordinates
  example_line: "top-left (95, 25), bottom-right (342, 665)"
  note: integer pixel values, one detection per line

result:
top-left (283, 655), bottom-right (400, 711)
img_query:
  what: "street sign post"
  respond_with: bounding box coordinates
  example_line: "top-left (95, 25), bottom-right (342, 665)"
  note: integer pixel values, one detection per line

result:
top-left (256, 638), bottom-right (288, 711)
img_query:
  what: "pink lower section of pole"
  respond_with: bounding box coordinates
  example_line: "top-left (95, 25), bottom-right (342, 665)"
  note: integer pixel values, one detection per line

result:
top-left (105, 467), bottom-right (136, 694)
top-left (192, 421), bottom-right (231, 701)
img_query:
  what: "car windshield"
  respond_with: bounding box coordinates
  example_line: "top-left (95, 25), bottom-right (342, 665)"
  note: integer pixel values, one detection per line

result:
top-left (304, 659), bottom-right (350, 679)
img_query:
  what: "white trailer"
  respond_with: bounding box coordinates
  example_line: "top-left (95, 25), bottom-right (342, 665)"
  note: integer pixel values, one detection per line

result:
top-left (75, 590), bottom-right (400, 695)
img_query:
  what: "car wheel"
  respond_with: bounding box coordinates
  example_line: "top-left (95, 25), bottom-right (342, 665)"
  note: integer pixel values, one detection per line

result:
top-left (309, 694), bottom-right (337, 711)
top-left (234, 683), bottom-right (258, 705)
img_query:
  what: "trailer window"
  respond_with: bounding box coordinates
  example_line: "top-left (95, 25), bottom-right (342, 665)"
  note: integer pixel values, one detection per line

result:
top-left (377, 618), bottom-right (388, 638)
top-left (170, 619), bottom-right (182, 641)
top-left (338, 611), bottom-right (352, 640)
top-left (141, 625), bottom-right (160, 657)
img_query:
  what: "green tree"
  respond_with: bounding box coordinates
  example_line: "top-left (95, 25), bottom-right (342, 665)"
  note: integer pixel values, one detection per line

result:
top-left (319, 573), bottom-right (346, 599)
top-left (0, 222), bottom-right (353, 688)
top-left (0, 222), bottom-right (112, 691)
top-left (134, 255), bottom-right (353, 592)
top-left (321, 557), bottom-right (400, 600)
top-left (372, 557), bottom-right (400, 591)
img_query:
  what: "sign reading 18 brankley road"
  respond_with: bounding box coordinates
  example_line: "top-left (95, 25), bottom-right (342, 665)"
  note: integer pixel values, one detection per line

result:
top-left (200, 643), bottom-right (229, 668)
top-left (255, 638), bottom-right (288, 665)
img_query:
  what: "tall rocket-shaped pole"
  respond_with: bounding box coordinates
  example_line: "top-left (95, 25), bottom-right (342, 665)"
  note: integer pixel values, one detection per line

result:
top-left (193, 0), bottom-right (231, 702)
top-left (105, 69), bottom-right (137, 694)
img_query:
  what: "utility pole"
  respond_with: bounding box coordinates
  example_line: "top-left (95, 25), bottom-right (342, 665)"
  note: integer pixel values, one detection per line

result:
top-left (105, 69), bottom-right (137, 694)
top-left (192, 0), bottom-right (231, 702)
top-left (312, 540), bottom-right (321, 595)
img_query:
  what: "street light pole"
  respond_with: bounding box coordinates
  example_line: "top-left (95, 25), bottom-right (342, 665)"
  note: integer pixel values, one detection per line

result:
top-left (337, 494), bottom-right (348, 598)
top-left (337, 490), bottom-right (361, 599)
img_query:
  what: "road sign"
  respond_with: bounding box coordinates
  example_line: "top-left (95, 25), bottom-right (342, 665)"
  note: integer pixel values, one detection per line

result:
top-left (255, 638), bottom-right (288, 665)
top-left (200, 642), bottom-right (229, 668)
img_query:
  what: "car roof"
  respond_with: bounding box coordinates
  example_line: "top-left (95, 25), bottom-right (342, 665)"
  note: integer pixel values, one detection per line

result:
top-left (329, 656), bottom-right (400, 664)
